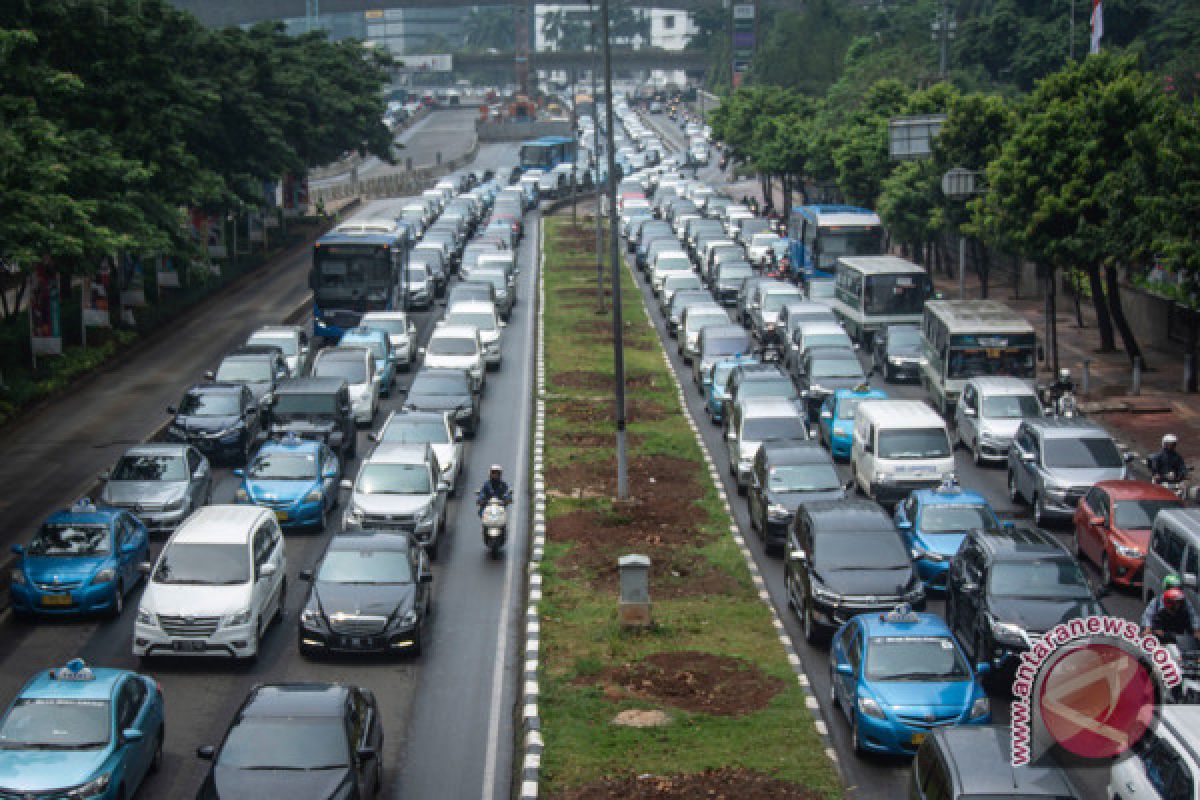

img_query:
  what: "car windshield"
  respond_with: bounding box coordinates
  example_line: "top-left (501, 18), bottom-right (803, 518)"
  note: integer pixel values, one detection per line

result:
top-left (806, 333), bottom-right (852, 349)
top-left (878, 428), bottom-right (951, 460)
top-left (742, 417), bottom-right (806, 441)
top-left (835, 396), bottom-right (873, 420)
top-left (112, 454), bottom-right (187, 482)
top-left (919, 504), bottom-right (996, 533)
top-left (989, 559), bottom-right (1093, 598)
top-left (768, 464), bottom-right (841, 492)
top-left (356, 463), bottom-right (431, 495)
top-left (314, 358), bottom-right (366, 385)
top-left (0, 699), bottom-right (110, 749)
top-left (215, 359), bottom-right (272, 383)
top-left (687, 313), bottom-right (729, 332)
top-left (809, 359), bottom-right (864, 379)
top-left (865, 637), bottom-right (970, 681)
top-left (345, 337), bottom-right (386, 361)
top-left (381, 420), bottom-right (450, 445)
top-left (738, 379), bottom-right (796, 400)
top-left (1114, 499), bottom-right (1182, 530)
top-left (764, 292), bottom-right (804, 312)
top-left (28, 523), bottom-right (110, 556)
top-left (1043, 437), bottom-right (1123, 468)
top-left (410, 375), bottom-right (466, 395)
top-left (887, 327), bottom-right (922, 348)
top-left (705, 337), bottom-right (750, 357)
top-left (217, 718), bottom-right (349, 769)
top-left (249, 452), bottom-right (318, 481)
top-left (719, 266), bottom-right (753, 281)
top-left (273, 394), bottom-right (336, 415)
top-left (406, 268), bottom-right (429, 283)
top-left (361, 318), bottom-right (408, 337)
top-left (446, 312), bottom-right (497, 332)
top-left (248, 333), bottom-right (298, 356)
top-left (318, 549), bottom-right (413, 584)
top-left (657, 258), bottom-right (691, 272)
top-left (154, 543), bottom-right (249, 585)
top-left (179, 392), bottom-right (240, 417)
top-left (816, 532), bottom-right (909, 570)
top-left (808, 280), bottom-right (835, 300)
top-left (982, 394), bottom-right (1042, 419)
top-left (428, 337), bottom-right (477, 356)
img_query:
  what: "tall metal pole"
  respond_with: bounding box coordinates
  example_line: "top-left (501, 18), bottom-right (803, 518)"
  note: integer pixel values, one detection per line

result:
top-left (939, 0), bottom-right (949, 79)
top-left (1069, 0), bottom-right (1076, 60)
top-left (589, 2), bottom-right (604, 312)
top-left (599, 0), bottom-right (628, 499)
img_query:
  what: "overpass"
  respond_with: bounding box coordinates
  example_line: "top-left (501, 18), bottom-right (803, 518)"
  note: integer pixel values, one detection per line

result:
top-left (456, 48), bottom-right (708, 73)
top-left (170, 0), bottom-right (780, 28)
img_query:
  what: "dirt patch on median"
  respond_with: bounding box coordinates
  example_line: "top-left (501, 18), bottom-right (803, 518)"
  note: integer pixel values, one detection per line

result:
top-left (584, 651), bottom-right (786, 717)
top-left (545, 454), bottom-right (697, 501)
top-left (551, 371), bottom-right (661, 392)
top-left (546, 769), bottom-right (823, 800)
top-left (549, 396), bottom-right (670, 426)
top-left (558, 542), bottom-right (737, 599)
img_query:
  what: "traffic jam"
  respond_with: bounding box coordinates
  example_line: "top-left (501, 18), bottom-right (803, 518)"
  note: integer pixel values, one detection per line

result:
top-left (606, 97), bottom-right (1197, 797)
top-left (0, 166), bottom-right (537, 799)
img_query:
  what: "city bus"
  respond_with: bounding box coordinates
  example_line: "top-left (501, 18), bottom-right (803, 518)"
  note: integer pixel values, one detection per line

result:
top-left (830, 255), bottom-right (932, 347)
top-left (518, 135), bottom-right (578, 172)
top-left (309, 230), bottom-right (409, 342)
top-left (919, 299), bottom-right (1038, 416)
top-left (788, 204), bottom-right (886, 283)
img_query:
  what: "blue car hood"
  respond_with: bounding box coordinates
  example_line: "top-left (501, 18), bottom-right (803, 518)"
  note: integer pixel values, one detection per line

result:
top-left (245, 479), bottom-right (317, 502)
top-left (0, 748), bottom-right (110, 791)
top-left (914, 531), bottom-right (969, 556)
top-left (870, 678), bottom-right (975, 715)
top-left (24, 556), bottom-right (105, 584)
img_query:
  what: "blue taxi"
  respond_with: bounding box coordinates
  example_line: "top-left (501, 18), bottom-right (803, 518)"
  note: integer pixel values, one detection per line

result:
top-left (704, 354), bottom-right (759, 425)
top-left (340, 326), bottom-right (397, 397)
top-left (830, 607), bottom-right (990, 756)
top-left (0, 659), bottom-right (164, 799)
top-left (234, 434), bottom-right (341, 530)
top-left (9, 500), bottom-right (149, 619)
top-left (817, 385), bottom-right (887, 461)
top-left (894, 481), bottom-right (1000, 590)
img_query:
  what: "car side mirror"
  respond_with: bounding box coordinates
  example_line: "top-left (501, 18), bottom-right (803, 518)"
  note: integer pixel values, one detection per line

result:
top-left (437, 480), bottom-right (451, 492)
top-left (1185, 573), bottom-right (1199, 591)
top-left (368, 432), bottom-right (379, 443)
top-left (356, 746), bottom-right (377, 762)
top-left (1021, 451), bottom-right (1036, 463)
top-left (323, 467), bottom-right (338, 479)
top-left (788, 549), bottom-right (807, 563)
top-left (975, 662), bottom-right (991, 675)
top-left (122, 728), bottom-right (144, 744)
top-left (419, 571), bottom-right (433, 584)
top-left (259, 563), bottom-right (277, 578)
top-left (960, 581), bottom-right (979, 594)
top-left (1123, 451), bottom-right (1134, 463)
top-left (962, 407), bottom-right (977, 417)
top-left (499, 320), bottom-right (508, 328)
top-left (819, 410), bottom-right (832, 420)
top-left (725, 431), bottom-right (736, 441)
top-left (299, 569), bottom-right (313, 581)
top-left (204, 370), bottom-right (215, 381)
top-left (895, 519), bottom-right (912, 531)
top-left (454, 431), bottom-right (464, 442)
top-left (418, 347), bottom-right (426, 357)
top-left (10, 543), bottom-right (24, 556)
top-left (863, 441), bottom-right (874, 454)
top-left (99, 470), bottom-right (112, 481)
top-left (835, 662), bottom-right (853, 676)
top-left (340, 479), bottom-right (354, 491)
top-left (233, 468), bottom-right (245, 477)
top-left (137, 561), bottom-right (153, 574)
top-left (166, 406), bottom-right (177, 415)
top-left (196, 745), bottom-right (216, 760)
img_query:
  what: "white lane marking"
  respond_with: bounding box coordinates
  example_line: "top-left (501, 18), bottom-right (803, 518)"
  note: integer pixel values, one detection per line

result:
top-left (481, 212), bottom-right (540, 800)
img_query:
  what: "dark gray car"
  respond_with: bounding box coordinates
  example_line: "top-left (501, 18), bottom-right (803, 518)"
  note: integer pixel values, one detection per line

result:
top-left (403, 367), bottom-right (480, 437)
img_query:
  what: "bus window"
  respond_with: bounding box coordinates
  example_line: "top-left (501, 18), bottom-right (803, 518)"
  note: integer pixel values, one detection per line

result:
top-left (864, 274), bottom-right (929, 316)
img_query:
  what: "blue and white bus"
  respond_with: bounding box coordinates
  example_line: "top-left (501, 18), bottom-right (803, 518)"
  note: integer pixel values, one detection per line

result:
top-left (309, 230), bottom-right (409, 341)
top-left (518, 135), bottom-right (578, 172)
top-left (788, 204), bottom-right (886, 284)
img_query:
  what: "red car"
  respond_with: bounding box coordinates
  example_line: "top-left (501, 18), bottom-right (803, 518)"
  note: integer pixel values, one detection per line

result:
top-left (1073, 480), bottom-right (1182, 588)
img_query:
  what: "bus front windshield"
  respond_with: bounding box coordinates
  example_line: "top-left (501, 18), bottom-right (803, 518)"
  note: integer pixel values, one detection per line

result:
top-left (315, 248), bottom-right (393, 290)
top-left (818, 226), bottom-right (884, 264)
top-left (947, 346), bottom-right (1036, 380)
top-left (520, 145), bottom-right (553, 170)
top-left (864, 273), bottom-right (930, 316)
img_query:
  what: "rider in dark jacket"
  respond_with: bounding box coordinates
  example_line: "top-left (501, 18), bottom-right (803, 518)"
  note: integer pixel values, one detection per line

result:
top-left (1150, 434), bottom-right (1188, 482)
top-left (476, 465), bottom-right (512, 515)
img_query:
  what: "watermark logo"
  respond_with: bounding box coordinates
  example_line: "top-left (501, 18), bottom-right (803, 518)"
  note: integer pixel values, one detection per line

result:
top-left (1011, 616), bottom-right (1179, 766)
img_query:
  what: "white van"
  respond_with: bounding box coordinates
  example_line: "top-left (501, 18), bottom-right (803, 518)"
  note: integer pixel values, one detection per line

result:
top-left (1109, 705), bottom-right (1200, 800)
top-left (852, 400), bottom-right (954, 504)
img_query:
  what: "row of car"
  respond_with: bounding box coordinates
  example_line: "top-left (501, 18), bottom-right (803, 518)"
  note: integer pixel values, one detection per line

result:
top-left (0, 165), bottom-right (533, 798)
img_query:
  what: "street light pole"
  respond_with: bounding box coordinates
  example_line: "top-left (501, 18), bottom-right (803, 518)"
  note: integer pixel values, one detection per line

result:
top-left (589, 0), bottom-right (604, 313)
top-left (599, 0), bottom-right (629, 500)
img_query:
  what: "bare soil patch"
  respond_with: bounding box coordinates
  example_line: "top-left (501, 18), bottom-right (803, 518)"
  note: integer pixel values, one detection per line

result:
top-left (558, 542), bottom-right (737, 599)
top-left (549, 397), bottom-right (669, 426)
top-left (547, 769), bottom-right (823, 800)
top-left (545, 454), bottom-right (696, 500)
top-left (551, 371), bottom-right (660, 391)
top-left (583, 651), bottom-right (786, 717)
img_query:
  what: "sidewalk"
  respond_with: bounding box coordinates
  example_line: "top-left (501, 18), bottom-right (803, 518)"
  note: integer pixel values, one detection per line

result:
top-left (934, 269), bottom-right (1198, 467)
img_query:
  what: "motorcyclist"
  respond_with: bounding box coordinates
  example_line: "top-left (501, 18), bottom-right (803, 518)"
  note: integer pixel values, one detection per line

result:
top-left (759, 323), bottom-right (784, 360)
top-left (1141, 575), bottom-right (1200, 650)
top-left (1150, 433), bottom-right (1188, 484)
top-left (476, 465), bottom-right (512, 516)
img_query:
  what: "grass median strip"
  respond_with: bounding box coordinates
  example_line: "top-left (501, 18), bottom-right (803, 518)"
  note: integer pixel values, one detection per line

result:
top-left (537, 216), bottom-right (841, 799)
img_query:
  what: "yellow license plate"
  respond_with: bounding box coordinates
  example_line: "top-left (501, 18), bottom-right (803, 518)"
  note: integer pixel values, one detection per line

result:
top-left (274, 510), bottom-right (288, 521)
top-left (41, 594), bottom-right (72, 606)
top-left (911, 733), bottom-right (926, 746)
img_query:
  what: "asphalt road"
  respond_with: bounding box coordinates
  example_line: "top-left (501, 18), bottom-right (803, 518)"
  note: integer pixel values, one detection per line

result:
top-left (0, 138), bottom-right (533, 799)
top-left (641, 110), bottom-right (1133, 798)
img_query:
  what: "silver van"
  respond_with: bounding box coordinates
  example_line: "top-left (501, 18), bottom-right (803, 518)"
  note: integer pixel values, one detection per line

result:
top-left (726, 397), bottom-right (809, 494)
top-left (953, 377), bottom-right (1043, 466)
top-left (1142, 508), bottom-right (1200, 607)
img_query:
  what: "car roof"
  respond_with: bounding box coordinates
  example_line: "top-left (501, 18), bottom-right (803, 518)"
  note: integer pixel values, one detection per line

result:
top-left (968, 526), bottom-right (1066, 560)
top-left (341, 327), bottom-right (388, 340)
top-left (242, 683), bottom-right (350, 718)
top-left (701, 324), bottom-right (749, 338)
top-left (856, 399), bottom-right (942, 426)
top-left (317, 346), bottom-right (370, 360)
top-left (22, 664), bottom-right (128, 701)
top-left (738, 397), bottom-right (802, 418)
top-left (1023, 417), bottom-right (1108, 438)
top-left (121, 443), bottom-right (190, 458)
top-left (1095, 479), bottom-right (1181, 502)
top-left (800, 320), bottom-right (850, 334)
top-left (859, 610), bottom-right (953, 639)
top-left (44, 505), bottom-right (121, 526)
top-left (932, 726), bottom-right (1078, 796)
top-left (761, 441), bottom-right (831, 466)
top-left (275, 377), bottom-right (347, 394)
top-left (384, 410), bottom-right (449, 426)
top-left (366, 443), bottom-right (431, 465)
top-left (833, 387), bottom-right (887, 400)
top-left (912, 484), bottom-right (991, 507)
top-left (801, 499), bottom-right (894, 531)
top-left (1160, 705), bottom-right (1200, 764)
top-left (966, 376), bottom-right (1037, 394)
top-left (431, 325), bottom-right (480, 339)
top-left (328, 530), bottom-right (415, 553)
top-left (187, 382), bottom-right (244, 395)
top-left (172, 505), bottom-right (269, 544)
top-left (257, 436), bottom-right (322, 456)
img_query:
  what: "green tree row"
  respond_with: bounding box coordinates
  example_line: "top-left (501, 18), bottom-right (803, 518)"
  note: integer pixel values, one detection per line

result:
top-left (0, 0), bottom-right (394, 295)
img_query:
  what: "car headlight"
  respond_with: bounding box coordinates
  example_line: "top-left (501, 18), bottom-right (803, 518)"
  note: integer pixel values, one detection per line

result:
top-left (234, 488), bottom-right (249, 502)
top-left (304, 489), bottom-right (323, 503)
top-left (454, 407), bottom-right (471, 419)
top-left (990, 619), bottom-right (1027, 647)
top-left (162, 496), bottom-right (185, 511)
top-left (910, 541), bottom-right (945, 562)
top-left (223, 608), bottom-right (253, 627)
top-left (65, 773), bottom-right (111, 799)
top-left (416, 504), bottom-right (435, 524)
top-left (137, 608), bottom-right (155, 626)
top-left (301, 608), bottom-right (324, 627)
top-left (10, 569), bottom-right (25, 586)
top-left (767, 502), bottom-right (791, 521)
top-left (969, 696), bottom-right (990, 719)
top-left (810, 583), bottom-right (840, 604)
top-left (1114, 543), bottom-right (1143, 558)
top-left (92, 568), bottom-right (116, 585)
top-left (857, 695), bottom-right (886, 719)
top-left (345, 507), bottom-right (364, 524)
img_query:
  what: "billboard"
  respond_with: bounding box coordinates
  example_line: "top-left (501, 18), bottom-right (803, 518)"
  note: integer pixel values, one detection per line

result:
top-left (731, 3), bottom-right (756, 87)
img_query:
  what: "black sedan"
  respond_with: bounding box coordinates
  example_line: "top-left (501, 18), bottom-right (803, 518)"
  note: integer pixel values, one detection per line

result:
top-left (196, 683), bottom-right (384, 799)
top-left (747, 441), bottom-right (848, 554)
top-left (298, 531), bottom-right (433, 657)
top-left (165, 382), bottom-right (261, 465)
top-left (402, 367), bottom-right (479, 436)
top-left (872, 323), bottom-right (925, 383)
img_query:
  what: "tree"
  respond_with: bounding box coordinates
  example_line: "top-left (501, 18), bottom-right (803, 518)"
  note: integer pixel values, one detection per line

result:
top-left (464, 8), bottom-right (514, 53)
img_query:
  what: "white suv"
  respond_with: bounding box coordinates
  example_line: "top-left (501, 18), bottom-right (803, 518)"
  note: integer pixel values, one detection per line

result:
top-left (421, 325), bottom-right (485, 394)
top-left (133, 505), bottom-right (286, 661)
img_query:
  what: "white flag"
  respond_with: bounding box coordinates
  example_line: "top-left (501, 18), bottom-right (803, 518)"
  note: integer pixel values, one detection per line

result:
top-left (1090, 0), bottom-right (1103, 54)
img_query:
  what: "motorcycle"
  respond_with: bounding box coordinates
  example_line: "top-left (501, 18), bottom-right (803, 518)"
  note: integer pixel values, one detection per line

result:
top-left (480, 497), bottom-right (509, 557)
top-left (1159, 633), bottom-right (1200, 703)
top-left (1150, 464), bottom-right (1195, 503)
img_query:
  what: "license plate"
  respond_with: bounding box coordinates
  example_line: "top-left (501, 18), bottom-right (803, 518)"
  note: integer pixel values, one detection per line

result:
top-left (41, 593), bottom-right (72, 607)
top-left (911, 733), bottom-right (926, 746)
top-left (274, 510), bottom-right (288, 521)
top-left (340, 636), bottom-right (373, 649)
top-left (173, 640), bottom-right (206, 653)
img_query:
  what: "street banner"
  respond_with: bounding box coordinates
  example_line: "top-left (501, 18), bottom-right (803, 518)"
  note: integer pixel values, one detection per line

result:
top-left (263, 182), bottom-right (280, 228)
top-left (156, 255), bottom-right (181, 289)
top-left (81, 263), bottom-right (112, 328)
top-left (29, 260), bottom-right (62, 357)
top-left (248, 212), bottom-right (265, 244)
top-left (1090, 0), bottom-right (1103, 54)
top-left (282, 173), bottom-right (309, 218)
top-left (188, 208), bottom-right (227, 259)
top-left (119, 253), bottom-right (146, 308)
